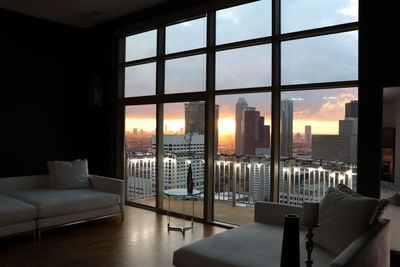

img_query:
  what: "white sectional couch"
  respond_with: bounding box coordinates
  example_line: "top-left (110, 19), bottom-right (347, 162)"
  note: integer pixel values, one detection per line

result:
top-left (0, 174), bottom-right (124, 239)
top-left (174, 197), bottom-right (390, 266)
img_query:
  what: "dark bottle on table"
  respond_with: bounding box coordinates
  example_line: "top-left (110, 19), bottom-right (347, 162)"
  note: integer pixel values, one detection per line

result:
top-left (187, 163), bottom-right (193, 194)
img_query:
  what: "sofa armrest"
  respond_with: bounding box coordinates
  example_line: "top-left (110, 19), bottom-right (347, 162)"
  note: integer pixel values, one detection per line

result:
top-left (89, 175), bottom-right (125, 212)
top-left (254, 201), bottom-right (302, 226)
top-left (330, 219), bottom-right (390, 267)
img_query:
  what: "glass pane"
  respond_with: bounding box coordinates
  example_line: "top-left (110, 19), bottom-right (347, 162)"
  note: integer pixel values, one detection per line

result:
top-left (216, 0), bottom-right (271, 45)
top-left (281, 31), bottom-right (358, 85)
top-left (163, 102), bottom-right (205, 218)
top-left (282, 0), bottom-right (358, 33)
top-left (125, 30), bottom-right (157, 61)
top-left (216, 44), bottom-right (271, 90)
top-left (125, 63), bottom-right (156, 97)
top-left (125, 105), bottom-right (156, 207)
top-left (165, 54), bottom-right (206, 94)
top-left (166, 17), bottom-right (206, 54)
top-left (215, 93), bottom-right (271, 225)
top-left (279, 88), bottom-right (358, 206)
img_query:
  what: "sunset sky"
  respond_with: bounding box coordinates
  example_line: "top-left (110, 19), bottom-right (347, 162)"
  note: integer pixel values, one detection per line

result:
top-left (125, 87), bottom-right (358, 136)
top-left (125, 0), bottom-right (358, 138)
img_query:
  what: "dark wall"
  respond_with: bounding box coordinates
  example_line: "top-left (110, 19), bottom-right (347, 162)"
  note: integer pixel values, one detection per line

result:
top-left (358, 1), bottom-right (400, 197)
top-left (0, 9), bottom-right (88, 177)
top-left (81, 29), bottom-right (118, 177)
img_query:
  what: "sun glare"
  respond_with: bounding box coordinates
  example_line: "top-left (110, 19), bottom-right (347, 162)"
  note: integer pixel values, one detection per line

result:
top-left (218, 117), bottom-right (235, 135)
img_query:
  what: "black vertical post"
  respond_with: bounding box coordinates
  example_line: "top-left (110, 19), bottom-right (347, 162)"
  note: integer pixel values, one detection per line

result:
top-left (156, 26), bottom-right (166, 209)
top-left (204, 12), bottom-right (216, 222)
top-left (357, 0), bottom-right (382, 198)
top-left (270, 0), bottom-right (281, 202)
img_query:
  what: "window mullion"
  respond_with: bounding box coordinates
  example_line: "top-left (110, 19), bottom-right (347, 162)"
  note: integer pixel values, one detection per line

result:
top-left (204, 11), bottom-right (216, 222)
top-left (156, 26), bottom-right (165, 210)
top-left (270, 0), bottom-right (281, 203)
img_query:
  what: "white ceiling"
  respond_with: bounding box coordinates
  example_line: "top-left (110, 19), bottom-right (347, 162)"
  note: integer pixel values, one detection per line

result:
top-left (0, 0), bottom-right (171, 28)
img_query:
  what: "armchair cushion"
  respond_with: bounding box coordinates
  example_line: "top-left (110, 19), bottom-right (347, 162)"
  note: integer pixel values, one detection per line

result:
top-left (314, 187), bottom-right (380, 255)
top-left (336, 183), bottom-right (389, 222)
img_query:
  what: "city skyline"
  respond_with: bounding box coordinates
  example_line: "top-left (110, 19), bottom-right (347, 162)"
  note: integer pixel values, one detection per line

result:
top-left (126, 88), bottom-right (358, 136)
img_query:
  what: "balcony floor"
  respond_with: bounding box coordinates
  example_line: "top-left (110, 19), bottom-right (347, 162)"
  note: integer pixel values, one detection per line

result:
top-left (130, 197), bottom-right (255, 226)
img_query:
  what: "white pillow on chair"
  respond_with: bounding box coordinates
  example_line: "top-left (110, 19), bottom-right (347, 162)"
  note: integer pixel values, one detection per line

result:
top-left (313, 187), bottom-right (380, 255)
top-left (48, 159), bottom-right (90, 189)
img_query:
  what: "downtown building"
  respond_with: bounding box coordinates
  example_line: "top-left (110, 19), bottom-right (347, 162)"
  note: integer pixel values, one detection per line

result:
top-left (235, 98), bottom-right (270, 156)
top-left (312, 100), bottom-right (358, 163)
top-left (185, 101), bottom-right (219, 152)
top-left (280, 99), bottom-right (294, 157)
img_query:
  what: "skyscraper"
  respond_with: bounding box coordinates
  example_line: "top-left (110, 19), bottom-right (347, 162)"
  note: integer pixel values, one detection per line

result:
top-left (345, 100), bottom-right (358, 119)
top-left (185, 102), bottom-right (204, 134)
top-left (280, 100), bottom-right (293, 157)
top-left (235, 99), bottom-right (270, 155)
top-left (257, 116), bottom-right (270, 149)
top-left (235, 98), bottom-right (248, 154)
top-left (312, 100), bottom-right (358, 163)
top-left (305, 125), bottom-right (311, 147)
top-left (242, 107), bottom-right (260, 155)
top-left (184, 101), bottom-right (219, 151)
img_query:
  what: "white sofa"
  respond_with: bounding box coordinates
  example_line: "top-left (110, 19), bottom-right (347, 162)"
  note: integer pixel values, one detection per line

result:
top-left (381, 182), bottom-right (400, 252)
top-left (0, 174), bottom-right (124, 239)
top-left (173, 202), bottom-right (390, 267)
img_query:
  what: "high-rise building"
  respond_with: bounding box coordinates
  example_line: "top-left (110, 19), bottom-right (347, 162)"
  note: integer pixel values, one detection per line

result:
top-left (133, 128), bottom-right (138, 135)
top-left (339, 119), bottom-right (358, 136)
top-left (257, 116), bottom-right (270, 149)
top-left (280, 100), bottom-right (293, 157)
top-left (242, 107), bottom-right (260, 155)
top-left (235, 99), bottom-right (270, 155)
top-left (185, 102), bottom-right (204, 135)
top-left (312, 100), bottom-right (358, 163)
top-left (345, 100), bottom-right (358, 119)
top-left (305, 125), bottom-right (311, 147)
top-left (235, 98), bottom-right (248, 154)
top-left (312, 135), bottom-right (357, 163)
top-left (184, 101), bottom-right (219, 151)
top-left (151, 134), bottom-right (205, 190)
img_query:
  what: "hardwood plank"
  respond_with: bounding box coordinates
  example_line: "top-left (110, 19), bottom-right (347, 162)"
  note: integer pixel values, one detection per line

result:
top-left (0, 206), bottom-right (226, 267)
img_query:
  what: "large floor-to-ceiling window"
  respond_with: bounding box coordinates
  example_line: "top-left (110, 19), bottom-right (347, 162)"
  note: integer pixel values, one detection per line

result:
top-left (120, 0), bottom-right (358, 226)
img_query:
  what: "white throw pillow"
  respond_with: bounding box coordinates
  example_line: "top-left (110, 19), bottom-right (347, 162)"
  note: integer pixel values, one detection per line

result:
top-left (313, 187), bottom-right (380, 255)
top-left (47, 159), bottom-right (90, 189)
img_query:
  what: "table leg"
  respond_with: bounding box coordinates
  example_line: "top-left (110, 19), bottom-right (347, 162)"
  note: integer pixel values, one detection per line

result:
top-left (168, 196), bottom-right (171, 231)
top-left (191, 196), bottom-right (194, 227)
top-left (166, 194), bottom-right (195, 234)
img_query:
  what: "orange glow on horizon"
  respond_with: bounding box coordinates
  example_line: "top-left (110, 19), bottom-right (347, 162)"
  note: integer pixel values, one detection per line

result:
top-left (126, 117), bottom-right (339, 136)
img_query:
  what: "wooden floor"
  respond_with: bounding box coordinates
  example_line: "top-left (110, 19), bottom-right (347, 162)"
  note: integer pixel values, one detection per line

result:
top-left (0, 206), bottom-right (226, 267)
top-left (133, 197), bottom-right (254, 226)
top-left (1, 205), bottom-right (399, 267)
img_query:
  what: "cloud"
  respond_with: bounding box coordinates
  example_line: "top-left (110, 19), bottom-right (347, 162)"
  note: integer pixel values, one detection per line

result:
top-left (339, 0), bottom-right (358, 18)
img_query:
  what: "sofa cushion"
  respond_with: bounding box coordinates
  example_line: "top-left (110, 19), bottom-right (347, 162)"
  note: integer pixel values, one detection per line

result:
top-left (173, 222), bottom-right (335, 267)
top-left (0, 194), bottom-right (36, 226)
top-left (336, 183), bottom-right (389, 221)
top-left (314, 187), bottom-right (380, 255)
top-left (6, 189), bottom-right (119, 218)
top-left (48, 159), bottom-right (90, 189)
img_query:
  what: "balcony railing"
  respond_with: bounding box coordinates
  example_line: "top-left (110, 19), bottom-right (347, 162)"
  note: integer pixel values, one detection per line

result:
top-left (126, 153), bottom-right (356, 207)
